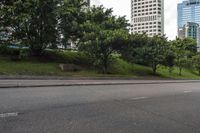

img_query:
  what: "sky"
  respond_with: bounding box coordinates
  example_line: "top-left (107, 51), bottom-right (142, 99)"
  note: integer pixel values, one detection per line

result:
top-left (91, 0), bottom-right (184, 40)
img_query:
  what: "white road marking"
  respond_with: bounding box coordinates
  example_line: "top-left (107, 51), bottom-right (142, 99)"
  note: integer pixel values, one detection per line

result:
top-left (0, 112), bottom-right (18, 118)
top-left (183, 91), bottom-right (192, 93)
top-left (131, 97), bottom-right (148, 100)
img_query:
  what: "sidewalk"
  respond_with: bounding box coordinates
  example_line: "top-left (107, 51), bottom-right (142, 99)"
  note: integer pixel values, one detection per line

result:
top-left (0, 78), bottom-right (200, 88)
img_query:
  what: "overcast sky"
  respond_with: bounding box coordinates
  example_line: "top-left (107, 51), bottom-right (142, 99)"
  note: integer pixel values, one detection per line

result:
top-left (91, 0), bottom-right (183, 40)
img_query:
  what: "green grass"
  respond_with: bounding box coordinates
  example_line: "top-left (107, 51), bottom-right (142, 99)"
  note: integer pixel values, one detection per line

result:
top-left (109, 58), bottom-right (200, 79)
top-left (0, 58), bottom-right (133, 77)
top-left (0, 59), bottom-right (63, 76)
top-left (109, 58), bottom-right (134, 75)
top-left (0, 57), bottom-right (200, 79)
top-left (109, 58), bottom-right (153, 76)
top-left (157, 66), bottom-right (200, 79)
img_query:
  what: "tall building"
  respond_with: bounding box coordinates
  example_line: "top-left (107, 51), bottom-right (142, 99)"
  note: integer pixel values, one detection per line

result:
top-left (131, 0), bottom-right (164, 37)
top-left (178, 0), bottom-right (200, 51)
top-left (178, 0), bottom-right (200, 28)
top-left (178, 22), bottom-right (200, 51)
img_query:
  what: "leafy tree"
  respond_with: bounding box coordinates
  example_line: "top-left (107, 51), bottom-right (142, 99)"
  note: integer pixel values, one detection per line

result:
top-left (182, 38), bottom-right (197, 54)
top-left (0, 0), bottom-right (14, 45)
top-left (172, 38), bottom-right (194, 76)
top-left (172, 39), bottom-right (186, 76)
top-left (176, 58), bottom-right (192, 76)
top-left (192, 54), bottom-right (200, 75)
top-left (119, 33), bottom-right (148, 63)
top-left (134, 35), bottom-right (168, 74)
top-left (58, 0), bottom-right (86, 49)
top-left (79, 6), bottom-right (129, 73)
top-left (164, 48), bottom-right (176, 74)
top-left (1, 0), bottom-right (59, 55)
top-left (79, 28), bottom-right (128, 73)
top-left (159, 41), bottom-right (176, 74)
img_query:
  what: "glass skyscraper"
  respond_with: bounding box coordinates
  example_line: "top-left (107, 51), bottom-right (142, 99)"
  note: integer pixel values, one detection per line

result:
top-left (178, 22), bottom-right (200, 51)
top-left (178, 0), bottom-right (200, 28)
top-left (178, 0), bottom-right (200, 51)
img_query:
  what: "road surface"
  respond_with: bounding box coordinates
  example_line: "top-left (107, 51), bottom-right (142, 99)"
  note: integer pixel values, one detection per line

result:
top-left (1, 80), bottom-right (200, 133)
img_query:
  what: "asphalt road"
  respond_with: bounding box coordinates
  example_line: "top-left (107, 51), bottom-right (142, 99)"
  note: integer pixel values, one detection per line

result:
top-left (1, 81), bottom-right (200, 133)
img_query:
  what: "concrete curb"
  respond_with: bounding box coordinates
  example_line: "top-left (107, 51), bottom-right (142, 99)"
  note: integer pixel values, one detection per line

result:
top-left (0, 75), bottom-right (130, 80)
top-left (0, 75), bottom-right (166, 80)
top-left (0, 80), bottom-right (200, 89)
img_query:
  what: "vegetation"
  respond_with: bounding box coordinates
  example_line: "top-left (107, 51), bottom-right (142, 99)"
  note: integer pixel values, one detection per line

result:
top-left (131, 35), bottom-right (168, 74)
top-left (58, 0), bottom-right (86, 49)
top-left (1, 0), bottom-right (59, 55)
top-left (0, 0), bottom-right (200, 79)
top-left (192, 54), bottom-right (200, 75)
top-left (171, 38), bottom-right (196, 76)
top-left (79, 6), bottom-right (129, 73)
top-left (0, 56), bottom-right (199, 79)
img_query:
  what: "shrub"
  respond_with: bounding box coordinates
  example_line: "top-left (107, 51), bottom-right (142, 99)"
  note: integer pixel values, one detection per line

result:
top-left (108, 58), bottom-right (133, 75)
top-left (44, 50), bottom-right (93, 67)
top-left (0, 45), bottom-right (9, 55)
top-left (0, 45), bottom-right (29, 61)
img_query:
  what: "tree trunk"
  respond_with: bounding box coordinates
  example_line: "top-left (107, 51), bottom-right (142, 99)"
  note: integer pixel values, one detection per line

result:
top-left (30, 43), bottom-right (44, 56)
top-left (168, 67), bottom-right (172, 74)
top-left (102, 57), bottom-right (108, 74)
top-left (152, 63), bottom-right (157, 75)
top-left (153, 68), bottom-right (157, 75)
top-left (179, 67), bottom-right (182, 76)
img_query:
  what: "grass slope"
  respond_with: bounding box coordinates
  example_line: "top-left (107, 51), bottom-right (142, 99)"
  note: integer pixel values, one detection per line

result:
top-left (0, 57), bottom-right (199, 79)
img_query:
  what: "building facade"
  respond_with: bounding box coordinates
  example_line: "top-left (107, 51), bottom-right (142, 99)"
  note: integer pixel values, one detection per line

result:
top-left (178, 22), bottom-right (200, 51)
top-left (178, 0), bottom-right (200, 28)
top-left (131, 0), bottom-right (164, 37)
top-left (178, 0), bottom-right (200, 51)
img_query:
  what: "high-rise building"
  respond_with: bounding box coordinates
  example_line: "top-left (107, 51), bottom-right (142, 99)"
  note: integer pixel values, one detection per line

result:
top-left (178, 0), bottom-right (200, 28)
top-left (178, 22), bottom-right (200, 51)
top-left (178, 0), bottom-right (200, 51)
top-left (131, 0), bottom-right (164, 37)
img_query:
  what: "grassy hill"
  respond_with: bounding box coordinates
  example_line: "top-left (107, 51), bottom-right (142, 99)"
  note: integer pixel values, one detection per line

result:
top-left (0, 56), bottom-right (199, 79)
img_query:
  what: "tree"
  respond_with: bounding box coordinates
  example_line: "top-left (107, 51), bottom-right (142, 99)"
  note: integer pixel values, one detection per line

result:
top-left (133, 35), bottom-right (168, 74)
top-left (159, 40), bottom-right (177, 74)
top-left (164, 47), bottom-right (176, 74)
top-left (171, 38), bottom-right (195, 76)
top-left (79, 27), bottom-right (128, 73)
top-left (182, 38), bottom-right (197, 54)
top-left (0, 0), bottom-right (14, 45)
top-left (118, 33), bottom-right (149, 63)
top-left (192, 54), bottom-right (200, 75)
top-left (58, 0), bottom-right (86, 49)
top-left (172, 38), bottom-right (186, 76)
top-left (1, 0), bottom-right (59, 55)
top-left (79, 6), bottom-right (129, 73)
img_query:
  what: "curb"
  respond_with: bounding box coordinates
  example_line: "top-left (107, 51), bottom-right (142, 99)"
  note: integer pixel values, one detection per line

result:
top-left (0, 80), bottom-right (200, 89)
top-left (0, 75), bottom-right (167, 80)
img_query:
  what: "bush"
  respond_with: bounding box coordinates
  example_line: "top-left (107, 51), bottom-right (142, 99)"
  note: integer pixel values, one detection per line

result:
top-left (0, 45), bottom-right (29, 61)
top-left (44, 50), bottom-right (93, 67)
top-left (9, 49), bottom-right (29, 61)
top-left (0, 45), bottom-right (9, 55)
top-left (108, 58), bottom-right (133, 75)
top-left (0, 47), bottom-right (93, 66)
